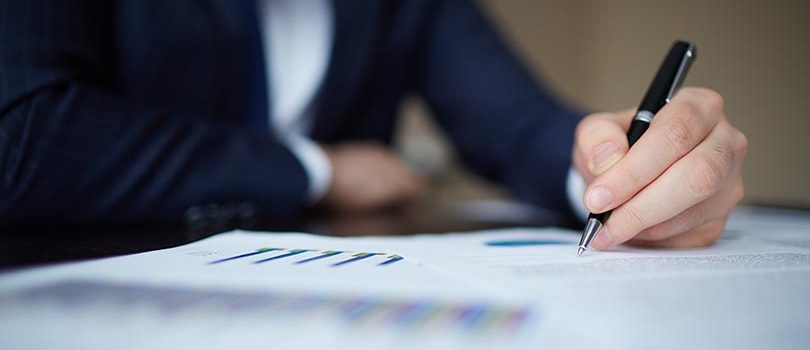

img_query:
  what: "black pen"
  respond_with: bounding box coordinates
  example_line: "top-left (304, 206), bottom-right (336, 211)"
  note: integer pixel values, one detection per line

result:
top-left (577, 40), bottom-right (697, 256)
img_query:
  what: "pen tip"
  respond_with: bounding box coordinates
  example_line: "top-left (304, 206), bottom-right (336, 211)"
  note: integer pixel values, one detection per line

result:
top-left (577, 247), bottom-right (586, 257)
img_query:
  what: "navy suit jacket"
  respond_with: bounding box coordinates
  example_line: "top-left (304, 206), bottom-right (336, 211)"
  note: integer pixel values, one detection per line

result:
top-left (0, 0), bottom-right (582, 230)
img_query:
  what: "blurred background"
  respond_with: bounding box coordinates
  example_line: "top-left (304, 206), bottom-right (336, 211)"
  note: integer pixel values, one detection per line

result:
top-left (395, 0), bottom-right (810, 209)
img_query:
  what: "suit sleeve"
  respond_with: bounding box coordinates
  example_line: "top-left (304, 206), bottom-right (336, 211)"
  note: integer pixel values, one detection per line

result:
top-left (0, 1), bottom-right (309, 229)
top-left (418, 0), bottom-right (584, 215)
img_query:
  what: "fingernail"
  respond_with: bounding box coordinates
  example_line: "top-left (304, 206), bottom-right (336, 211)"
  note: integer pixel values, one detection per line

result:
top-left (593, 227), bottom-right (614, 249)
top-left (586, 187), bottom-right (613, 213)
top-left (590, 142), bottom-right (622, 175)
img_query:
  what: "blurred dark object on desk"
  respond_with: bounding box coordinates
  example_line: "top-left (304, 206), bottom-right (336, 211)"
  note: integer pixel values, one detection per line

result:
top-left (0, 197), bottom-right (579, 271)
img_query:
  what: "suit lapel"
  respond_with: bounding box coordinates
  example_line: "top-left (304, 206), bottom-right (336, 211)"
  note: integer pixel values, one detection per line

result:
top-left (310, 0), bottom-right (383, 142)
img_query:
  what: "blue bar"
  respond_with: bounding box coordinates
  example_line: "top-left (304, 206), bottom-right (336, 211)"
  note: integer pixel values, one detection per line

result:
top-left (295, 251), bottom-right (343, 264)
top-left (378, 255), bottom-right (404, 266)
top-left (253, 249), bottom-right (311, 264)
top-left (484, 239), bottom-right (570, 247)
top-left (331, 253), bottom-right (382, 267)
top-left (208, 248), bottom-right (283, 264)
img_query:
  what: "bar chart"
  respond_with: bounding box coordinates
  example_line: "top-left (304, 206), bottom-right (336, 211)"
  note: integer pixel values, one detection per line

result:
top-left (209, 247), bottom-right (405, 267)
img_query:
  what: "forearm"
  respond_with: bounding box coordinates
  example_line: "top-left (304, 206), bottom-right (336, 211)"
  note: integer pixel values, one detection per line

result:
top-left (0, 83), bottom-right (309, 229)
top-left (418, 0), bottom-right (584, 213)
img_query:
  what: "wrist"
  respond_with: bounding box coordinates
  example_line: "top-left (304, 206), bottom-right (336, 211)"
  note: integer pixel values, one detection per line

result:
top-left (283, 134), bottom-right (333, 204)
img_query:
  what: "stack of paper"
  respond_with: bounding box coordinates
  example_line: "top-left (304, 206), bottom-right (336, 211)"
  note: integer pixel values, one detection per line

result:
top-left (1, 208), bottom-right (809, 349)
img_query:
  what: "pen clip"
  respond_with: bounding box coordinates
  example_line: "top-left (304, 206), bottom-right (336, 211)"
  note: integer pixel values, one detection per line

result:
top-left (665, 44), bottom-right (697, 103)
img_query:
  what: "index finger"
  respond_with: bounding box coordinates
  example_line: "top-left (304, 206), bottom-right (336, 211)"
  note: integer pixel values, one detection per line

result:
top-left (583, 87), bottom-right (725, 214)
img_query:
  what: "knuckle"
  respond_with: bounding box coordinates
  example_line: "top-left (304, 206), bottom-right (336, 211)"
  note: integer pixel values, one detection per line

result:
top-left (677, 103), bottom-right (703, 126)
top-left (575, 119), bottom-right (595, 144)
top-left (710, 140), bottom-right (736, 169)
top-left (735, 131), bottom-right (750, 156)
top-left (680, 87), bottom-right (723, 111)
top-left (687, 87), bottom-right (726, 111)
top-left (577, 116), bottom-right (610, 138)
top-left (574, 118), bottom-right (590, 137)
top-left (678, 93), bottom-right (704, 119)
top-left (577, 114), bottom-right (602, 130)
top-left (687, 154), bottom-right (726, 197)
top-left (576, 117), bottom-right (625, 159)
top-left (661, 118), bottom-right (695, 154)
top-left (698, 88), bottom-right (725, 113)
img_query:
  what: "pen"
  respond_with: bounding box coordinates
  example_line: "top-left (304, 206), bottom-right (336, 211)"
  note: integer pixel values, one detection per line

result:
top-left (577, 40), bottom-right (697, 256)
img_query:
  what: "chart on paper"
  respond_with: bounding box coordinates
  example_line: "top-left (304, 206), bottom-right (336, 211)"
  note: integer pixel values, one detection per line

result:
top-left (208, 247), bottom-right (404, 267)
top-left (1, 231), bottom-right (488, 301)
top-left (3, 221), bottom-right (810, 350)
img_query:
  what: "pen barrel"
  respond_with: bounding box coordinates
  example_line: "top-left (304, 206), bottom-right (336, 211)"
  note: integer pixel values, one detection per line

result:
top-left (627, 119), bottom-right (650, 147)
top-left (637, 40), bottom-right (694, 113)
top-left (588, 210), bottom-right (611, 224)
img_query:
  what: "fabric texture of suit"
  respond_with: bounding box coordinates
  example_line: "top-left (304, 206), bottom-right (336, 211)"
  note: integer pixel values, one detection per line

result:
top-left (0, 0), bottom-right (583, 230)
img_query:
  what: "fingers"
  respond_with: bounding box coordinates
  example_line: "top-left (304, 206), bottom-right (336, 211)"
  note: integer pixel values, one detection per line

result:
top-left (632, 178), bottom-right (743, 242)
top-left (583, 88), bottom-right (725, 214)
top-left (573, 110), bottom-right (633, 182)
top-left (381, 154), bottom-right (426, 201)
top-left (592, 118), bottom-right (742, 249)
top-left (352, 144), bottom-right (422, 205)
top-left (626, 219), bottom-right (727, 249)
top-left (631, 139), bottom-right (746, 244)
top-left (322, 142), bottom-right (426, 213)
top-left (572, 88), bottom-right (747, 250)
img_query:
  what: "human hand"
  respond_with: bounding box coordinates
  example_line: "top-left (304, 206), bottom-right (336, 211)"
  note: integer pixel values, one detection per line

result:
top-left (321, 142), bottom-right (426, 213)
top-left (572, 87), bottom-right (748, 249)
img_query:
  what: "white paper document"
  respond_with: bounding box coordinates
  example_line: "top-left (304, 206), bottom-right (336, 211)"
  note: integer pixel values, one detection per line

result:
top-left (1, 213), bottom-right (809, 350)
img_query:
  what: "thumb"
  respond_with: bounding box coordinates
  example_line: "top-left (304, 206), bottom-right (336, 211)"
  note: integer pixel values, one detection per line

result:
top-left (574, 110), bottom-right (633, 180)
